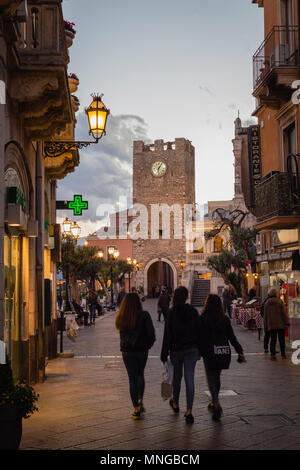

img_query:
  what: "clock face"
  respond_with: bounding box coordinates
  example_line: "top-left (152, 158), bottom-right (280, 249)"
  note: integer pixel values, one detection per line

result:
top-left (152, 161), bottom-right (167, 177)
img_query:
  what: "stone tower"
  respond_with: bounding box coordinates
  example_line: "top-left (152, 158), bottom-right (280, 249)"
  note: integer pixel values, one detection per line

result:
top-left (132, 138), bottom-right (195, 296)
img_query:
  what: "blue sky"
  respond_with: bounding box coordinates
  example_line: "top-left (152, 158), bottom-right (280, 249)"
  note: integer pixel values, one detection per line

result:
top-left (59, 0), bottom-right (263, 236)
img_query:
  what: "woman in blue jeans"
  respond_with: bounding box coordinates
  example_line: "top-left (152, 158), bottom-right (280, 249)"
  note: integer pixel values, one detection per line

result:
top-left (161, 286), bottom-right (201, 424)
top-left (115, 293), bottom-right (156, 420)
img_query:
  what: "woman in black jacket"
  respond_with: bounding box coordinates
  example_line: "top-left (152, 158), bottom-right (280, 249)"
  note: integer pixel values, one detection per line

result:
top-left (200, 294), bottom-right (246, 421)
top-left (115, 293), bottom-right (155, 420)
top-left (161, 286), bottom-right (201, 424)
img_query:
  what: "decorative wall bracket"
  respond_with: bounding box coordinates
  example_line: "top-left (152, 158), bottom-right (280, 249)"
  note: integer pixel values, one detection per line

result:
top-left (44, 140), bottom-right (98, 158)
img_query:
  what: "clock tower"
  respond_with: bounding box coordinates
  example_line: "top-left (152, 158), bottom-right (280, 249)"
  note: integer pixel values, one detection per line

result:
top-left (132, 138), bottom-right (195, 296)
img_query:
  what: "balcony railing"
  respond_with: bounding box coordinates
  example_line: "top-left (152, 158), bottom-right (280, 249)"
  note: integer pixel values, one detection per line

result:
top-left (255, 172), bottom-right (300, 222)
top-left (253, 26), bottom-right (298, 91)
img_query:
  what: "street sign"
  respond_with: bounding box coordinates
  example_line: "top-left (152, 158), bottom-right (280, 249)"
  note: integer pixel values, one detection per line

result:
top-left (56, 195), bottom-right (88, 216)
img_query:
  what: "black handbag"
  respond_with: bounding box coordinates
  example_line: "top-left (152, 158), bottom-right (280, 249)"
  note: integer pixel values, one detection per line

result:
top-left (209, 328), bottom-right (231, 370)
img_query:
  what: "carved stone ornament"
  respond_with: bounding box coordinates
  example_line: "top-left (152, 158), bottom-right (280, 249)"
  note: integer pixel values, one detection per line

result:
top-left (10, 73), bottom-right (59, 102)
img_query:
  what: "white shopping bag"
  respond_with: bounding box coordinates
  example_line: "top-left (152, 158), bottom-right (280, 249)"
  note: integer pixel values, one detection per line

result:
top-left (161, 359), bottom-right (174, 400)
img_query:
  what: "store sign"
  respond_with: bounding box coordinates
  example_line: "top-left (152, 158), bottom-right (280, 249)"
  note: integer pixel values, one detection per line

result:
top-left (56, 195), bottom-right (88, 216)
top-left (247, 125), bottom-right (261, 207)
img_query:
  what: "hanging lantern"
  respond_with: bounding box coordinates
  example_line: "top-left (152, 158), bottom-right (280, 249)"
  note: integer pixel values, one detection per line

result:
top-left (85, 94), bottom-right (110, 141)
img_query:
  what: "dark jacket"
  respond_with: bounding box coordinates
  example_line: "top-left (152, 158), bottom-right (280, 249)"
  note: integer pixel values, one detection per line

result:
top-left (199, 315), bottom-right (243, 364)
top-left (264, 296), bottom-right (290, 331)
top-left (120, 310), bottom-right (156, 353)
top-left (117, 291), bottom-right (126, 306)
top-left (158, 293), bottom-right (170, 312)
top-left (160, 303), bottom-right (201, 362)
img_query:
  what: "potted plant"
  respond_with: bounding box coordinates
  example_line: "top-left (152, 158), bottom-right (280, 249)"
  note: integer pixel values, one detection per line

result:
top-left (64, 20), bottom-right (76, 48)
top-left (68, 73), bottom-right (79, 93)
top-left (0, 357), bottom-right (39, 450)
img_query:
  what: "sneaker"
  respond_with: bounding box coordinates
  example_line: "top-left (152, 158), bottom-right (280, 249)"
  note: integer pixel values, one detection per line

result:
top-left (281, 354), bottom-right (287, 359)
top-left (138, 402), bottom-right (146, 413)
top-left (207, 402), bottom-right (214, 412)
top-left (131, 410), bottom-right (143, 420)
top-left (212, 406), bottom-right (223, 421)
top-left (169, 398), bottom-right (179, 413)
top-left (184, 413), bottom-right (194, 424)
top-left (264, 349), bottom-right (269, 353)
top-left (270, 355), bottom-right (277, 361)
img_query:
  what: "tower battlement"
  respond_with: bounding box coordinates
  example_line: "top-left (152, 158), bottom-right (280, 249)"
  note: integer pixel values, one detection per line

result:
top-left (133, 138), bottom-right (193, 155)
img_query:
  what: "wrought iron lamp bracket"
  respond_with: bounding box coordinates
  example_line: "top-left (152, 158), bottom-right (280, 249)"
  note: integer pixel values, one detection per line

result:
top-left (44, 138), bottom-right (101, 158)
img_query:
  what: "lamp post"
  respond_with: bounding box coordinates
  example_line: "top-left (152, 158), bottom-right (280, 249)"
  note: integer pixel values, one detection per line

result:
top-left (127, 257), bottom-right (132, 292)
top-left (108, 247), bottom-right (119, 309)
top-left (44, 94), bottom-right (110, 158)
top-left (59, 219), bottom-right (81, 354)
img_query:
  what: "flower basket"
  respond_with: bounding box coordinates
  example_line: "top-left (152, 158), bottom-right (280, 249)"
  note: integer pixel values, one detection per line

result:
top-left (0, 405), bottom-right (22, 450)
top-left (68, 74), bottom-right (79, 93)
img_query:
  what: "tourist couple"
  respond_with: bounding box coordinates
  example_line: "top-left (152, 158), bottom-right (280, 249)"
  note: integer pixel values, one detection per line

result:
top-left (115, 287), bottom-right (246, 423)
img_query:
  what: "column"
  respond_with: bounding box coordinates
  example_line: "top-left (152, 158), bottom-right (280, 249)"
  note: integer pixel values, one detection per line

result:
top-left (36, 141), bottom-right (45, 382)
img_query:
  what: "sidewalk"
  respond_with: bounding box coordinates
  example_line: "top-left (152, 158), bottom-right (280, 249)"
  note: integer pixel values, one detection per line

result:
top-left (21, 300), bottom-right (300, 450)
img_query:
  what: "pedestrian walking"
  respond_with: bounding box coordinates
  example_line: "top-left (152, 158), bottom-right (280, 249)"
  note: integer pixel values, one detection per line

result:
top-left (115, 293), bottom-right (156, 420)
top-left (263, 288), bottom-right (290, 361)
top-left (222, 286), bottom-right (232, 318)
top-left (117, 287), bottom-right (126, 306)
top-left (200, 294), bottom-right (246, 421)
top-left (260, 293), bottom-right (271, 353)
top-left (88, 289), bottom-right (97, 324)
top-left (160, 286), bottom-right (201, 424)
top-left (157, 288), bottom-right (170, 322)
top-left (57, 291), bottom-right (63, 310)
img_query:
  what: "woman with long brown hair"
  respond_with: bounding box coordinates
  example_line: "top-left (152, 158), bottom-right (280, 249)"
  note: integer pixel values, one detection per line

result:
top-left (115, 293), bottom-right (155, 420)
top-left (200, 294), bottom-right (246, 421)
top-left (161, 286), bottom-right (201, 424)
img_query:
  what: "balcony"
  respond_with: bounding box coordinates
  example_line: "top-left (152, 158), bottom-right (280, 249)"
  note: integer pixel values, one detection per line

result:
top-left (255, 172), bottom-right (300, 230)
top-left (9, 1), bottom-right (73, 140)
top-left (253, 26), bottom-right (299, 107)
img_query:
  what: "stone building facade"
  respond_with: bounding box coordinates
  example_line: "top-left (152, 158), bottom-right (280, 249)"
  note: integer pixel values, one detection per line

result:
top-left (132, 138), bottom-right (195, 296)
top-left (0, 1), bottom-right (79, 382)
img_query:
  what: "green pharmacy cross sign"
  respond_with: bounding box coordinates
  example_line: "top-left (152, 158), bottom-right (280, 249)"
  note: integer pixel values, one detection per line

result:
top-left (56, 195), bottom-right (88, 216)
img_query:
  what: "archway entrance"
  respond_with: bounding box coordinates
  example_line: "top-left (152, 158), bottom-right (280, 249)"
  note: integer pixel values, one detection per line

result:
top-left (147, 260), bottom-right (174, 298)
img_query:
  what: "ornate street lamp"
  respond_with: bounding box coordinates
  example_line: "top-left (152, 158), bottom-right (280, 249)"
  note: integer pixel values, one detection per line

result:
top-left (62, 217), bottom-right (72, 235)
top-left (127, 257), bottom-right (132, 291)
top-left (98, 249), bottom-right (104, 258)
top-left (108, 248), bottom-right (119, 309)
top-left (70, 221), bottom-right (81, 240)
top-left (44, 94), bottom-right (110, 158)
top-left (86, 94), bottom-right (110, 140)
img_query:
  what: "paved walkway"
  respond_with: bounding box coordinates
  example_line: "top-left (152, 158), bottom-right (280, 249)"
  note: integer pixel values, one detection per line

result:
top-left (21, 300), bottom-right (300, 450)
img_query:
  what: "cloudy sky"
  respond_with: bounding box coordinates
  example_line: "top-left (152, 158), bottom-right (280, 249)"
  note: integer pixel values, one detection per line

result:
top-left (58, 0), bottom-right (263, 237)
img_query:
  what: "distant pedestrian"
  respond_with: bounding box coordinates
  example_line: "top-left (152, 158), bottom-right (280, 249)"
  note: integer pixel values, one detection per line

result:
top-left (57, 292), bottom-right (63, 310)
top-left (260, 293), bottom-right (271, 353)
top-left (161, 286), bottom-right (201, 424)
top-left (264, 288), bottom-right (290, 361)
top-left (115, 293), bottom-right (156, 420)
top-left (222, 286), bottom-right (232, 318)
top-left (200, 294), bottom-right (246, 421)
top-left (117, 287), bottom-right (126, 306)
top-left (88, 290), bottom-right (97, 324)
top-left (155, 285), bottom-right (160, 298)
top-left (157, 288), bottom-right (170, 322)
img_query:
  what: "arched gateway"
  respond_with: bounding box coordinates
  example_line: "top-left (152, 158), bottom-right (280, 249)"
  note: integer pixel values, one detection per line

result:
top-left (144, 258), bottom-right (178, 297)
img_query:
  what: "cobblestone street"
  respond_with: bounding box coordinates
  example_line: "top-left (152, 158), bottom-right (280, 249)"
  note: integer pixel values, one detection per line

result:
top-left (21, 300), bottom-right (300, 451)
